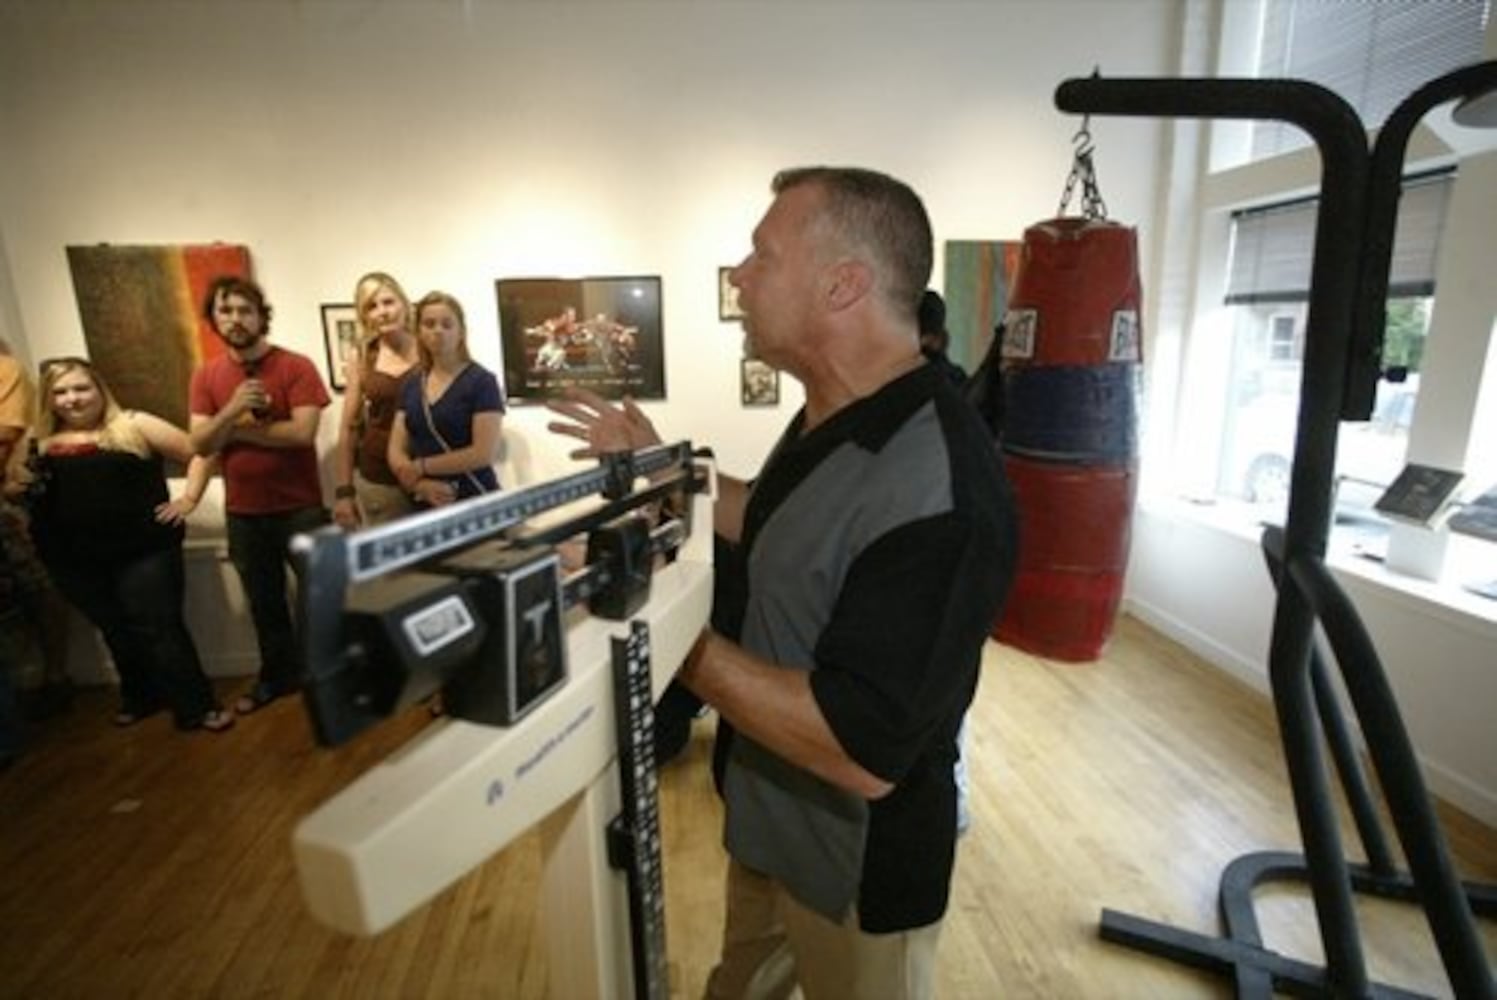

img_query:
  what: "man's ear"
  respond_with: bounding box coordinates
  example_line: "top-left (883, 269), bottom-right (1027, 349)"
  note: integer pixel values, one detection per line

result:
top-left (824, 260), bottom-right (873, 312)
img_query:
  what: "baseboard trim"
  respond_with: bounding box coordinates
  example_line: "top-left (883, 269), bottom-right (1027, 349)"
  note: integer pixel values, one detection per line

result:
top-left (1122, 599), bottom-right (1497, 830)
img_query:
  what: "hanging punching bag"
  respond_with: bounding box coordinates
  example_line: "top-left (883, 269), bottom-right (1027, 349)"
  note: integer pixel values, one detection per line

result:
top-left (992, 135), bottom-right (1142, 662)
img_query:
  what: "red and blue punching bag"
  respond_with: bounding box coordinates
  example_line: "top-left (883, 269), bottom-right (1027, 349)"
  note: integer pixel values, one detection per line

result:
top-left (993, 215), bottom-right (1142, 662)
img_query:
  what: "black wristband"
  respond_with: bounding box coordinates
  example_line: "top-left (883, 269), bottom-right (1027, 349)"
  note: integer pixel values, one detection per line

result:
top-left (334, 484), bottom-right (357, 500)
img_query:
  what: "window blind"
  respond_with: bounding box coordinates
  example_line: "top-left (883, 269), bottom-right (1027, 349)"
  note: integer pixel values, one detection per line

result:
top-left (1252, 0), bottom-right (1489, 161)
top-left (1225, 170), bottom-right (1453, 305)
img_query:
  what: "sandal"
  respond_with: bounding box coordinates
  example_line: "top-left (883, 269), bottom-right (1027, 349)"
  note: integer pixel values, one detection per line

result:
top-left (113, 705), bottom-right (162, 728)
top-left (179, 708), bottom-right (235, 733)
top-left (200, 709), bottom-right (236, 733)
top-left (234, 682), bottom-right (289, 716)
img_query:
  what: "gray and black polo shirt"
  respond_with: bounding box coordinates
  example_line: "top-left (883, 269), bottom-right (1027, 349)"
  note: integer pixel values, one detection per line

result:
top-left (720, 362), bottom-right (1017, 933)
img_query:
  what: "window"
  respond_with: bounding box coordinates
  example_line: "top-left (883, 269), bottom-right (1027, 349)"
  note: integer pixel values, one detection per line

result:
top-left (1214, 173), bottom-right (1451, 529)
top-left (1216, 301), bottom-right (1432, 523)
top-left (1150, 0), bottom-right (1497, 623)
top-left (1268, 314), bottom-right (1298, 362)
top-left (1249, 0), bottom-right (1490, 162)
top-left (1225, 172), bottom-right (1452, 305)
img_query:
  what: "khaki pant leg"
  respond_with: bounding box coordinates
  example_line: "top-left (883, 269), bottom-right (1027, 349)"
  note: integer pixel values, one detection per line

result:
top-left (704, 859), bottom-right (798, 1000)
top-left (781, 889), bottom-right (943, 1000)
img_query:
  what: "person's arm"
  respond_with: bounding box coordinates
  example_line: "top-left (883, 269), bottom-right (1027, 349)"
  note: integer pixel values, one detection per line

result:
top-left (166, 453), bottom-right (217, 524)
top-left (152, 452), bottom-right (216, 526)
top-left (188, 378), bottom-right (261, 455)
top-left (228, 405), bottom-right (321, 449)
top-left (418, 411), bottom-right (501, 478)
top-left (135, 410), bottom-right (202, 465)
top-left (387, 412), bottom-right (454, 506)
top-left (387, 411), bottom-right (418, 490)
top-left (332, 360), bottom-right (366, 528)
top-left (0, 426), bottom-right (19, 476)
top-left (678, 629), bottom-right (893, 800)
top-left (132, 411), bottom-right (218, 525)
top-left (0, 360), bottom-right (28, 483)
top-left (0, 425), bottom-right (23, 497)
top-left (714, 475), bottom-right (749, 543)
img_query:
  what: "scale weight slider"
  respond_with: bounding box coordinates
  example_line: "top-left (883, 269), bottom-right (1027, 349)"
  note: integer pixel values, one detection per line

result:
top-left (587, 514), bottom-right (656, 620)
top-left (436, 544), bottom-right (568, 727)
top-left (302, 573), bottom-right (487, 746)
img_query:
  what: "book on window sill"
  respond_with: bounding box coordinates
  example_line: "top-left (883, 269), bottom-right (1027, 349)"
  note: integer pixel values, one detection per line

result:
top-left (1372, 463), bottom-right (1464, 528)
top-left (1447, 481), bottom-right (1497, 544)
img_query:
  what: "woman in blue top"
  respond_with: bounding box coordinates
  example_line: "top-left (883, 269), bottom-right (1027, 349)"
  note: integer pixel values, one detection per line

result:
top-left (388, 291), bottom-right (504, 508)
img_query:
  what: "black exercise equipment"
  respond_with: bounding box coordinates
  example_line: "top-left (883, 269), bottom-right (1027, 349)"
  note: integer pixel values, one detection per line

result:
top-left (1056, 63), bottom-right (1497, 999)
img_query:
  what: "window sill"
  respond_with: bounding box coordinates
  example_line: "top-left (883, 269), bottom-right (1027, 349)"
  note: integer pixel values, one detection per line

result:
top-left (1141, 493), bottom-right (1497, 640)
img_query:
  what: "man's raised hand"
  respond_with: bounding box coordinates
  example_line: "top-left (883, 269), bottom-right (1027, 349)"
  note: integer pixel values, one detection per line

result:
top-left (545, 387), bottom-right (660, 459)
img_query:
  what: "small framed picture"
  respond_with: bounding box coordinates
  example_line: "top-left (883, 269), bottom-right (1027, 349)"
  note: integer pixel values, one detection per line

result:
top-left (741, 358), bottom-right (778, 406)
top-left (719, 267), bottom-right (744, 321)
top-left (320, 303), bottom-right (360, 392)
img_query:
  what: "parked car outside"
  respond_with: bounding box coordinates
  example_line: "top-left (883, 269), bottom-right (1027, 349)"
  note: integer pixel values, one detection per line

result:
top-left (1220, 374), bottom-right (1418, 523)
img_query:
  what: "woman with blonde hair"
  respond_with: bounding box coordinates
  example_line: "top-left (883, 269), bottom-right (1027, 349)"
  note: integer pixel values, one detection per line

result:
top-left (27, 357), bottom-right (230, 732)
top-left (388, 291), bottom-right (505, 508)
top-left (331, 271), bottom-right (421, 529)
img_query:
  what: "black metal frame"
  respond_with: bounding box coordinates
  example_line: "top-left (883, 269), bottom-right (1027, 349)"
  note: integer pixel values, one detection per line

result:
top-left (1056, 64), bottom-right (1497, 998)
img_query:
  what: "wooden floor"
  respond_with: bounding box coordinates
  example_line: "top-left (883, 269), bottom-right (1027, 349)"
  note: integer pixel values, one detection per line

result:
top-left (1, 614), bottom-right (1493, 998)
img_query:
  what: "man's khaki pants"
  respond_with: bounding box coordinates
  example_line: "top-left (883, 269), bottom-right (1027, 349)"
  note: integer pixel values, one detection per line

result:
top-left (704, 859), bottom-right (943, 1000)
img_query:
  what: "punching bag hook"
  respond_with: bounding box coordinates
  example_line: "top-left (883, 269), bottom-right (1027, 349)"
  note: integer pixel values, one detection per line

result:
top-left (1057, 66), bottom-right (1109, 220)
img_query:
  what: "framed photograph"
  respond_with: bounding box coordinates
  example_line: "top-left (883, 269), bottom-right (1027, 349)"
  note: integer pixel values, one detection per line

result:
top-left (497, 276), bottom-right (665, 403)
top-left (320, 302), bottom-right (360, 392)
top-left (741, 358), bottom-right (779, 407)
top-left (719, 267), bottom-right (744, 321)
top-left (1373, 463), bottom-right (1464, 526)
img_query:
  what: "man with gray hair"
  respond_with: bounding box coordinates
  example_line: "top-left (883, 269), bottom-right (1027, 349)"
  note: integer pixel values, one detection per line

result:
top-left (549, 166), bottom-right (1016, 998)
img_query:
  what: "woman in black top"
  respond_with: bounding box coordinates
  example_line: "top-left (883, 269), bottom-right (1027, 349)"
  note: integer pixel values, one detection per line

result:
top-left (27, 357), bottom-right (231, 732)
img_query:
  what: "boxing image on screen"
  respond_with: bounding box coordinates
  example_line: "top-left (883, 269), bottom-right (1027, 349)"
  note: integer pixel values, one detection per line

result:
top-left (497, 276), bottom-right (666, 403)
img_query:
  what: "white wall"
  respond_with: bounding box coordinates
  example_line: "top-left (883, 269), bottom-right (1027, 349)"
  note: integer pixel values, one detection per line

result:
top-left (1129, 501), bottom-right (1497, 827)
top-left (0, 0), bottom-right (1174, 687)
top-left (0, 0), bottom-right (1172, 484)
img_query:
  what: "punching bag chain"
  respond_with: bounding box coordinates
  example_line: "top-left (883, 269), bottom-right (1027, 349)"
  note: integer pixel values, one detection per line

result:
top-left (1057, 112), bottom-right (1109, 220)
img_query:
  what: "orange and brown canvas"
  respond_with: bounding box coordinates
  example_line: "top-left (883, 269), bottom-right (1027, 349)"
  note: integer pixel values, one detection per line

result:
top-left (65, 243), bottom-right (251, 428)
top-left (944, 240), bottom-right (1022, 373)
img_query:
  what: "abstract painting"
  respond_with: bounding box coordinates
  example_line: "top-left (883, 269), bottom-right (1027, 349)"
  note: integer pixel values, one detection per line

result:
top-left (66, 243), bottom-right (252, 428)
top-left (943, 240), bottom-right (1022, 374)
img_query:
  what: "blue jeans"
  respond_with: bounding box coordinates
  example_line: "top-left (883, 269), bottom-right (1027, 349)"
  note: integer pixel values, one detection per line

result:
top-left (226, 507), bottom-right (327, 696)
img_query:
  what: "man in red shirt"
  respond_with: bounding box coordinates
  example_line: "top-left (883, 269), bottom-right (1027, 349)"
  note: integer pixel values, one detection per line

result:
top-left (190, 277), bottom-right (329, 716)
